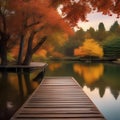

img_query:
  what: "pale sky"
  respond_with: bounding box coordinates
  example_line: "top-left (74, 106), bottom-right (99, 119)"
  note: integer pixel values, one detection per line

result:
top-left (77, 12), bottom-right (120, 31)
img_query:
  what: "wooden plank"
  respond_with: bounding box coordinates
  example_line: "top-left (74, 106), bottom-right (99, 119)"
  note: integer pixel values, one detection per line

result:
top-left (15, 113), bottom-right (104, 118)
top-left (20, 108), bottom-right (99, 113)
top-left (11, 118), bottom-right (104, 120)
top-left (10, 77), bottom-right (105, 120)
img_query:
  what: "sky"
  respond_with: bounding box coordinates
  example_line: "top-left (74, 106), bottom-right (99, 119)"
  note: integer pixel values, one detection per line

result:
top-left (77, 12), bottom-right (120, 31)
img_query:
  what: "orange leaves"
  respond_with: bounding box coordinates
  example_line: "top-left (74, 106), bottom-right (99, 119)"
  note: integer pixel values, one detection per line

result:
top-left (89, 0), bottom-right (120, 17)
top-left (1, 0), bottom-right (120, 33)
top-left (62, 2), bottom-right (91, 26)
top-left (42, 6), bottom-right (74, 35)
top-left (35, 49), bottom-right (47, 58)
top-left (3, 0), bottom-right (120, 36)
top-left (51, 0), bottom-right (70, 8)
top-left (51, 51), bottom-right (64, 58)
top-left (5, 0), bottom-right (74, 46)
top-left (52, 0), bottom-right (120, 26)
top-left (74, 39), bottom-right (104, 58)
top-left (113, 0), bottom-right (120, 18)
top-left (10, 45), bottom-right (19, 57)
top-left (74, 47), bottom-right (87, 57)
top-left (90, 0), bottom-right (113, 13)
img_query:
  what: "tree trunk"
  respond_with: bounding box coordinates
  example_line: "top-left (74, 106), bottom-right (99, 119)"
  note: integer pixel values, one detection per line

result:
top-left (0, 14), bottom-right (8, 65)
top-left (17, 35), bottom-right (25, 65)
top-left (0, 41), bottom-right (7, 65)
top-left (23, 32), bottom-right (35, 65)
top-left (23, 36), bottom-right (47, 65)
top-left (32, 36), bottom-right (47, 53)
top-left (0, 32), bottom-right (9, 65)
top-left (23, 50), bottom-right (32, 65)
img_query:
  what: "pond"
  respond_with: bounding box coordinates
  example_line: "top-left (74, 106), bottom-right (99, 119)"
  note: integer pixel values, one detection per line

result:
top-left (0, 69), bottom-right (44, 120)
top-left (45, 61), bottom-right (120, 120)
top-left (0, 61), bottom-right (120, 120)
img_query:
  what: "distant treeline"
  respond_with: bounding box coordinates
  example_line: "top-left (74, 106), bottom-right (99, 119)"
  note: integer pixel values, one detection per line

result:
top-left (56, 21), bottom-right (120, 59)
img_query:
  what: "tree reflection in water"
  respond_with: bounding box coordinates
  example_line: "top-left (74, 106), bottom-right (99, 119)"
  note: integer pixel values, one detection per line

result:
top-left (73, 63), bottom-right (104, 85)
top-left (0, 70), bottom-right (45, 120)
top-left (46, 61), bottom-right (120, 100)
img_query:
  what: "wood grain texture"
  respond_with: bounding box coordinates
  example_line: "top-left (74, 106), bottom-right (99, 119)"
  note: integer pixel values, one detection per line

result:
top-left (10, 77), bottom-right (105, 120)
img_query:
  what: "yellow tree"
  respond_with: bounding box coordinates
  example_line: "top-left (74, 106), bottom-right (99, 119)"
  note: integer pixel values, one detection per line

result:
top-left (74, 39), bottom-right (104, 58)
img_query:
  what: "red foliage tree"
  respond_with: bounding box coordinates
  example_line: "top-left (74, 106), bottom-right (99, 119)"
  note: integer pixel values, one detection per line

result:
top-left (0, 0), bottom-right (73, 65)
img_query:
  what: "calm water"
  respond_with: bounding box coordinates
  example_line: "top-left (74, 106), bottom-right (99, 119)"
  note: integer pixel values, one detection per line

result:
top-left (45, 61), bottom-right (120, 120)
top-left (0, 69), bottom-right (44, 120)
top-left (0, 61), bottom-right (120, 120)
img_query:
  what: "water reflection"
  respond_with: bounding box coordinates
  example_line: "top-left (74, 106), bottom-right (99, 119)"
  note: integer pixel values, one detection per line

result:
top-left (73, 63), bottom-right (104, 85)
top-left (0, 70), bottom-right (44, 120)
top-left (46, 61), bottom-right (120, 120)
top-left (49, 62), bottom-right (62, 71)
top-left (46, 62), bottom-right (120, 99)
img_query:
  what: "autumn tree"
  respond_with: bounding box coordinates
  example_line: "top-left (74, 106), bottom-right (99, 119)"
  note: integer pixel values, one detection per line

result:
top-left (74, 39), bottom-right (104, 58)
top-left (12, 0), bottom-right (74, 65)
top-left (0, 0), bottom-right (73, 65)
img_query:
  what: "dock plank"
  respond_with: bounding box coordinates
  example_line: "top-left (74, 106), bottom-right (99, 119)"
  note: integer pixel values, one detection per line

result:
top-left (10, 77), bottom-right (105, 120)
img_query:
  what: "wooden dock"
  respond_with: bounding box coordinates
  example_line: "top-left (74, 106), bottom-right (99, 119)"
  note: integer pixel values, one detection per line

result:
top-left (11, 77), bottom-right (105, 120)
top-left (0, 62), bottom-right (47, 72)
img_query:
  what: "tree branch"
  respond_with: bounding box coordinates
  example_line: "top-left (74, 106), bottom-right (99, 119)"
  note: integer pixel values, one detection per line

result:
top-left (32, 36), bottom-right (47, 54)
top-left (25, 21), bottom-right (40, 28)
top-left (23, 14), bottom-right (43, 29)
top-left (34, 25), bottom-right (45, 33)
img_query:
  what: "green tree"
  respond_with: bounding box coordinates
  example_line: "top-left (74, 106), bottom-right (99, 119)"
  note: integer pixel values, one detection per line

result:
top-left (95, 22), bottom-right (107, 41)
top-left (103, 38), bottom-right (120, 59)
top-left (63, 28), bottom-right (85, 56)
top-left (98, 22), bottom-right (106, 32)
top-left (85, 27), bottom-right (96, 39)
top-left (62, 38), bottom-right (78, 56)
top-left (110, 21), bottom-right (120, 35)
top-left (75, 28), bottom-right (85, 42)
